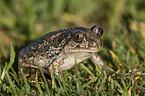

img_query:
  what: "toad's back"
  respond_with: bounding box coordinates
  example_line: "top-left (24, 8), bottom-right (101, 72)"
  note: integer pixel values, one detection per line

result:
top-left (19, 25), bottom-right (103, 75)
top-left (19, 29), bottom-right (71, 67)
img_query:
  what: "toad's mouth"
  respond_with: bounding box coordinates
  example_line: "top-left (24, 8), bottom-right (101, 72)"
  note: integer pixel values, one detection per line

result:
top-left (65, 47), bottom-right (102, 53)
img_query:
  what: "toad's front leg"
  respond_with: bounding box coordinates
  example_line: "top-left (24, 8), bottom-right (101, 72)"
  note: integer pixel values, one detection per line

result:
top-left (48, 63), bottom-right (62, 78)
top-left (48, 56), bottom-right (84, 79)
top-left (90, 53), bottom-right (115, 72)
top-left (48, 57), bottom-right (75, 77)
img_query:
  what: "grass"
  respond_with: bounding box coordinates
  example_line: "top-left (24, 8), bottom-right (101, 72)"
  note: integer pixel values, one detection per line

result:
top-left (0, 0), bottom-right (145, 95)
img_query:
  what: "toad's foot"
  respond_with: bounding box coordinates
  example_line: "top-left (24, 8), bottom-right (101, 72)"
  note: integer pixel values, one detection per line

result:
top-left (90, 53), bottom-right (115, 72)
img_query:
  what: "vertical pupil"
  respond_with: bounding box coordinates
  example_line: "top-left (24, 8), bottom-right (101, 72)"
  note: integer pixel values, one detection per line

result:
top-left (77, 34), bottom-right (79, 39)
top-left (73, 32), bottom-right (84, 43)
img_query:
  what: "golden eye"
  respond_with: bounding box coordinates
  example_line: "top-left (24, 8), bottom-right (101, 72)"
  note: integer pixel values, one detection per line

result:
top-left (73, 31), bottom-right (84, 43)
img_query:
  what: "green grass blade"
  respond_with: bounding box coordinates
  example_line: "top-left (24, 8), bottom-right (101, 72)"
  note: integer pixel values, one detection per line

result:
top-left (0, 43), bottom-right (15, 84)
top-left (21, 73), bottom-right (30, 93)
top-left (112, 79), bottom-right (124, 93)
top-left (111, 77), bottom-right (114, 95)
top-left (83, 77), bottom-right (97, 88)
top-left (80, 63), bottom-right (95, 78)
top-left (75, 58), bottom-right (78, 78)
top-left (6, 43), bottom-right (15, 71)
top-left (35, 76), bottom-right (43, 94)
top-left (5, 71), bottom-right (17, 95)
top-left (0, 65), bottom-right (1, 78)
top-left (98, 74), bottom-right (107, 94)
top-left (76, 79), bottom-right (85, 95)
top-left (37, 63), bottom-right (50, 95)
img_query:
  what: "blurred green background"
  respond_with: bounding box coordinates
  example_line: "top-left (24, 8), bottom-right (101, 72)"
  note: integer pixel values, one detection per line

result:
top-left (0, 0), bottom-right (145, 67)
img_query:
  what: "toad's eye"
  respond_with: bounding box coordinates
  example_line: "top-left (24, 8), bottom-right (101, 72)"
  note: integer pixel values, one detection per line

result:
top-left (73, 31), bottom-right (84, 43)
top-left (90, 25), bottom-right (103, 36)
top-left (98, 27), bottom-right (103, 36)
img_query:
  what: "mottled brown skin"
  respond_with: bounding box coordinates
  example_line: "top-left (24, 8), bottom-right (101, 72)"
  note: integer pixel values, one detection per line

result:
top-left (19, 25), bottom-right (104, 76)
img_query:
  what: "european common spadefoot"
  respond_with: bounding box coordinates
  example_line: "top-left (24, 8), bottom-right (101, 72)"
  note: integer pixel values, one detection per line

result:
top-left (19, 25), bottom-right (109, 76)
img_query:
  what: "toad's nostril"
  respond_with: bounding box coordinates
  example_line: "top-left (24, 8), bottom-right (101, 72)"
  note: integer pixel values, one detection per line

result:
top-left (89, 41), bottom-right (97, 47)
